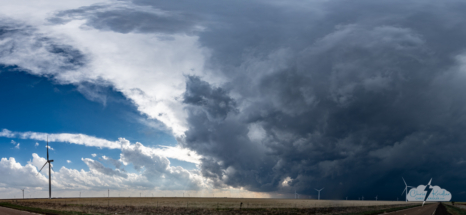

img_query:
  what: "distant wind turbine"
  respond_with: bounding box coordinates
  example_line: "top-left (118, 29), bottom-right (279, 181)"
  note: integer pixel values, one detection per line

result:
top-left (21, 188), bottom-right (25, 199)
top-left (401, 177), bottom-right (414, 202)
top-left (37, 137), bottom-right (54, 199)
top-left (315, 188), bottom-right (324, 200)
top-left (375, 196), bottom-right (378, 201)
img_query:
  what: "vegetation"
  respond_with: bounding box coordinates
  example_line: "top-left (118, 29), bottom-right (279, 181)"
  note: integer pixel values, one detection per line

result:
top-left (444, 203), bottom-right (466, 215)
top-left (342, 204), bottom-right (421, 215)
top-left (0, 202), bottom-right (91, 215)
top-left (0, 198), bottom-right (420, 215)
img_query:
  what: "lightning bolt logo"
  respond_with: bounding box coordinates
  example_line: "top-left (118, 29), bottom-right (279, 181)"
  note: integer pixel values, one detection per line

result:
top-left (423, 178), bottom-right (433, 206)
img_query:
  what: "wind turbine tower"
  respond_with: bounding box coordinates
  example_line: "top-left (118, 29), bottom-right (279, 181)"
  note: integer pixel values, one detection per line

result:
top-left (37, 137), bottom-right (54, 199)
top-left (21, 188), bottom-right (25, 199)
top-left (315, 188), bottom-right (324, 200)
top-left (401, 177), bottom-right (414, 202)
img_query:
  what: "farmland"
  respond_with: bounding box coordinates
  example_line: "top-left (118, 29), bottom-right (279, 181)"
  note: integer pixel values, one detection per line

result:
top-left (2, 197), bottom-right (420, 214)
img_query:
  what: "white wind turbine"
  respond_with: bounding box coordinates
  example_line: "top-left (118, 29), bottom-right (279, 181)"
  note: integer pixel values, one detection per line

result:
top-left (401, 177), bottom-right (414, 202)
top-left (20, 188), bottom-right (25, 199)
top-left (315, 188), bottom-right (324, 200)
top-left (37, 137), bottom-right (54, 199)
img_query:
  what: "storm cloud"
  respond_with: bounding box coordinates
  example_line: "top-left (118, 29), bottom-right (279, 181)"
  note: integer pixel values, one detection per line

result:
top-left (169, 0), bottom-right (466, 199)
top-left (2, 0), bottom-right (466, 200)
top-left (49, 3), bottom-right (202, 35)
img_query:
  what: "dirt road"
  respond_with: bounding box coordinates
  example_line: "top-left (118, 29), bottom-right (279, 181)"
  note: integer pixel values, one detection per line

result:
top-left (0, 207), bottom-right (39, 215)
top-left (385, 203), bottom-right (439, 215)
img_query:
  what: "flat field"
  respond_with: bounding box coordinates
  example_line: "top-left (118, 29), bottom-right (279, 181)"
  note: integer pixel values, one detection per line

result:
top-left (1, 197), bottom-right (423, 214)
top-left (13, 197), bottom-right (411, 209)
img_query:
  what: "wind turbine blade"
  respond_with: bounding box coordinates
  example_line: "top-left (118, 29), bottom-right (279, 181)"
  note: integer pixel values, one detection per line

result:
top-left (402, 177), bottom-right (407, 186)
top-left (321, 188), bottom-right (324, 191)
top-left (37, 162), bottom-right (48, 174)
top-left (401, 187), bottom-right (407, 196)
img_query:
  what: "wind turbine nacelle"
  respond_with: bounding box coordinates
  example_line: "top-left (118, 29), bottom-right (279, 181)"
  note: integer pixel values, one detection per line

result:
top-left (49, 160), bottom-right (54, 162)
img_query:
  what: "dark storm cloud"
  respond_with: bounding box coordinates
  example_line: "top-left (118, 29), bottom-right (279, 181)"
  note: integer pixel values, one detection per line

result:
top-left (183, 76), bottom-right (237, 121)
top-left (125, 0), bottom-right (466, 199)
top-left (50, 4), bottom-right (201, 35)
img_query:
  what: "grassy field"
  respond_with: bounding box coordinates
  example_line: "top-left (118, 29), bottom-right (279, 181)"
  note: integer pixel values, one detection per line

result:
top-left (1, 198), bottom-right (421, 214)
top-left (8, 197), bottom-right (412, 209)
top-left (444, 202), bottom-right (466, 215)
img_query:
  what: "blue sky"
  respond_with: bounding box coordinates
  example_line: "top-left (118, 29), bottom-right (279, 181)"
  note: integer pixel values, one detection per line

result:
top-left (0, 70), bottom-right (183, 169)
top-left (0, 68), bottom-right (204, 198)
top-left (2, 0), bottom-right (466, 201)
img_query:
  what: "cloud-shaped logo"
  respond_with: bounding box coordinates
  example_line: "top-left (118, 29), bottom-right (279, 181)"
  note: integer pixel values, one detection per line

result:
top-left (407, 183), bottom-right (451, 201)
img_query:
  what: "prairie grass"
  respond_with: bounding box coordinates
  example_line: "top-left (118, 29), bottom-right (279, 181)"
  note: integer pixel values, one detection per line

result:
top-left (445, 203), bottom-right (466, 215)
top-left (2, 198), bottom-right (419, 215)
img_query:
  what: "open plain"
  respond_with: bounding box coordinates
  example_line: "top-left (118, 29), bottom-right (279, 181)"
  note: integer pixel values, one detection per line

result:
top-left (2, 198), bottom-right (421, 214)
top-left (9, 197), bottom-right (415, 208)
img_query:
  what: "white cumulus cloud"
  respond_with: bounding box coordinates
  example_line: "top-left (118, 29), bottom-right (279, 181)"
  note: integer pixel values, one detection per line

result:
top-left (1, 151), bottom-right (204, 195)
top-left (0, 129), bottom-right (201, 164)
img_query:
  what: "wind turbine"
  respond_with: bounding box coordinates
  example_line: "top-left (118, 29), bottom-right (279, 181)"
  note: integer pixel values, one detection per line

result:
top-left (37, 137), bottom-right (54, 199)
top-left (375, 196), bottom-right (378, 201)
top-left (294, 190), bottom-right (297, 199)
top-left (401, 177), bottom-right (414, 202)
top-left (21, 188), bottom-right (25, 199)
top-left (315, 188), bottom-right (324, 200)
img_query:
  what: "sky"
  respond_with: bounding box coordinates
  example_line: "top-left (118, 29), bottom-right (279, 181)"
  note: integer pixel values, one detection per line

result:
top-left (1, 0), bottom-right (466, 201)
